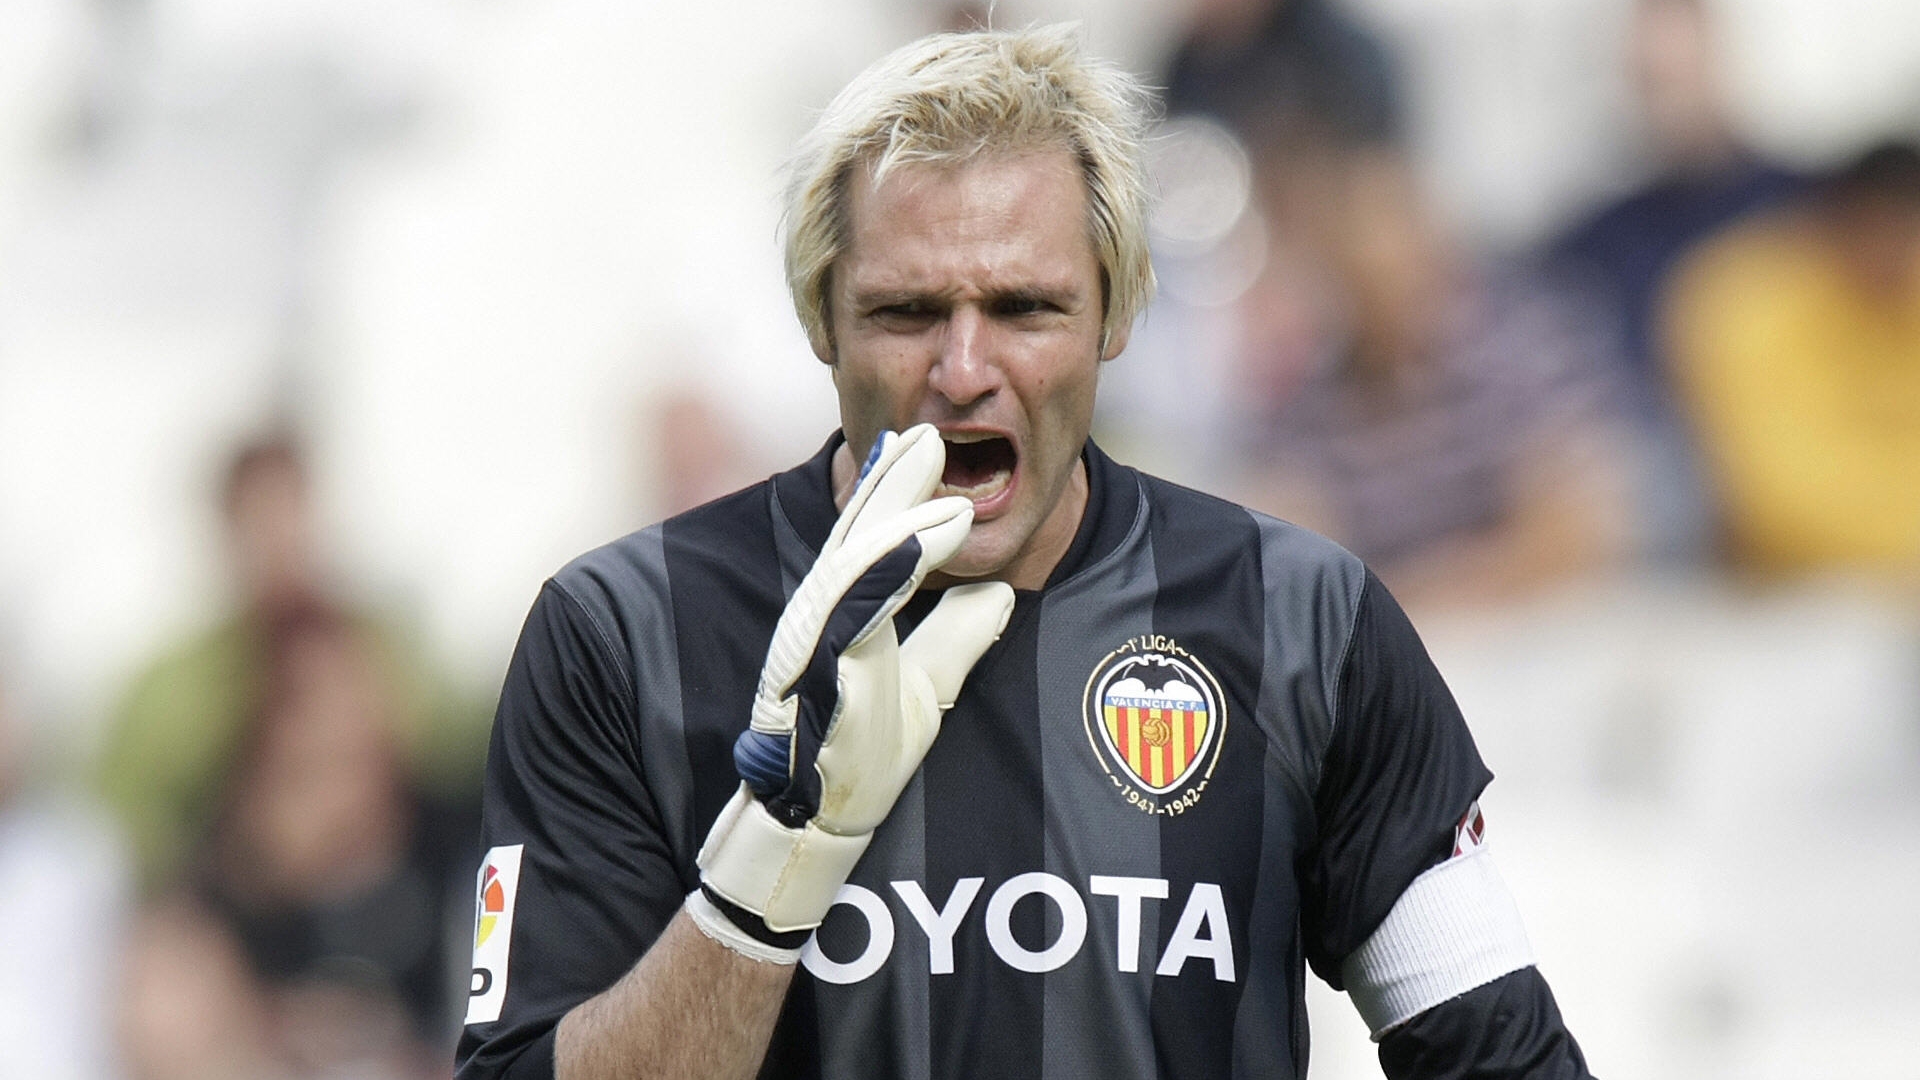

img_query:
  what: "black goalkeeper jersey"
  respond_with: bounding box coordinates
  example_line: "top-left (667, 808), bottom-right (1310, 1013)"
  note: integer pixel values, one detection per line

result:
top-left (456, 436), bottom-right (1493, 1080)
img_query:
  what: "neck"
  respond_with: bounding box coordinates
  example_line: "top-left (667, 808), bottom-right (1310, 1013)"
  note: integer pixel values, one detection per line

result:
top-left (830, 442), bottom-right (862, 511)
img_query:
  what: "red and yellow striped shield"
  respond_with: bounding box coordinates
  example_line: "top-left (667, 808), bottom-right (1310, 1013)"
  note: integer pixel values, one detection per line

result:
top-left (1102, 695), bottom-right (1210, 794)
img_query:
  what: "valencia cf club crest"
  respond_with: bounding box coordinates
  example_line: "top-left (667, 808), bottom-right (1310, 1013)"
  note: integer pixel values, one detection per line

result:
top-left (1082, 635), bottom-right (1227, 816)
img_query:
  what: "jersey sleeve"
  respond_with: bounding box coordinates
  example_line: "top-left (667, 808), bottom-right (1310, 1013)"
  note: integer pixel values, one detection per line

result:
top-left (1377, 967), bottom-right (1594, 1078)
top-left (1300, 570), bottom-right (1493, 986)
top-left (456, 580), bottom-right (689, 1080)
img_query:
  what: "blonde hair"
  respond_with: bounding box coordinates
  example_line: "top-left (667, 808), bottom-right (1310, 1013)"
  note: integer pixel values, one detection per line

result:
top-left (784, 25), bottom-right (1157, 358)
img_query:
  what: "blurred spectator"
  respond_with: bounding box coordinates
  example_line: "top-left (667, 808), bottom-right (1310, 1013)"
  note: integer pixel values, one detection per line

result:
top-left (1664, 141), bottom-right (1920, 582)
top-left (119, 898), bottom-right (287, 1080)
top-left (1111, 0), bottom-right (1403, 507)
top-left (98, 429), bottom-right (485, 888)
top-left (1163, 0), bottom-right (1403, 151)
top-left (1548, 0), bottom-right (1802, 557)
top-left (1146, 0), bottom-right (1636, 605)
top-left (1231, 146), bottom-right (1635, 606)
top-left (0, 667), bottom-right (128, 1080)
top-left (119, 602), bottom-right (476, 1079)
top-left (649, 386), bottom-right (761, 516)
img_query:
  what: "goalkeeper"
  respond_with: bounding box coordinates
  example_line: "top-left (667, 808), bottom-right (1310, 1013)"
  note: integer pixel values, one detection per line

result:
top-left (458, 25), bottom-right (1594, 1080)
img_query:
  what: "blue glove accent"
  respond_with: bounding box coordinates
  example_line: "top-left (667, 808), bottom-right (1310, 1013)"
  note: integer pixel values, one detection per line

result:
top-left (856, 430), bottom-right (892, 486)
top-left (733, 729), bottom-right (791, 798)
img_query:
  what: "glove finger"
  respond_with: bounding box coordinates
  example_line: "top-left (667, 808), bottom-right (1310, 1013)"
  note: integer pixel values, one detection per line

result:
top-left (811, 494), bottom-right (974, 654)
top-left (829, 424), bottom-right (945, 553)
top-left (770, 506), bottom-right (979, 811)
top-left (899, 581), bottom-right (1016, 708)
top-left (766, 545), bottom-right (915, 820)
top-left (760, 493), bottom-right (974, 703)
top-left (836, 493), bottom-right (974, 580)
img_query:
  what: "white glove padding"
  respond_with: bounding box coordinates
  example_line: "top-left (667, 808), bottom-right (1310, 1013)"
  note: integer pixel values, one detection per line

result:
top-left (696, 425), bottom-right (1016, 942)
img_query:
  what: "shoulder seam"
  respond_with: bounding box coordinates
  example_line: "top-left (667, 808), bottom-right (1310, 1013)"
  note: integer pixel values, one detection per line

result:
top-left (543, 576), bottom-right (639, 710)
top-left (1325, 568), bottom-right (1370, 743)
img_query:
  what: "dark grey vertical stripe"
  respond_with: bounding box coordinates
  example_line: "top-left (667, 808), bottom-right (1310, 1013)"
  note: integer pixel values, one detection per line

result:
top-left (1243, 513), bottom-right (1366, 809)
top-left (1230, 749), bottom-right (1312, 1079)
top-left (770, 482), bottom-right (819, 598)
top-left (589, 525), bottom-right (698, 868)
top-left (1231, 512), bottom-right (1366, 1076)
top-left (771, 482), bottom-right (934, 1079)
top-left (1036, 501), bottom-right (1163, 1080)
top-left (815, 767), bottom-right (933, 1080)
top-left (889, 775), bottom-right (933, 1080)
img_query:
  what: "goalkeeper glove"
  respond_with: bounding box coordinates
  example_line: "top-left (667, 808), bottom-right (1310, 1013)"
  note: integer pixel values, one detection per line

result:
top-left (688, 425), bottom-right (1016, 962)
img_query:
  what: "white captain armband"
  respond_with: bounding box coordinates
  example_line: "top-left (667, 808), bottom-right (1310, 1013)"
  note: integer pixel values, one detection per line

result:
top-left (1340, 845), bottom-right (1535, 1040)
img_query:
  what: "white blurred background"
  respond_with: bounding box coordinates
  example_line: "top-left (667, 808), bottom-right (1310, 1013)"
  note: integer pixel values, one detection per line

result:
top-left (1, 0), bottom-right (1917, 1077)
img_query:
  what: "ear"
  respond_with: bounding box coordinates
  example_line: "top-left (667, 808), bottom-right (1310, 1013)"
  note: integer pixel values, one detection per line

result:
top-left (1099, 321), bottom-right (1131, 361)
top-left (811, 271), bottom-right (838, 365)
top-left (810, 308), bottom-right (836, 365)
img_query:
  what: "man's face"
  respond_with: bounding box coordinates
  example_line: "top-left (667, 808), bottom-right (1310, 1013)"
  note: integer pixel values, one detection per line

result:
top-left (826, 150), bottom-right (1127, 589)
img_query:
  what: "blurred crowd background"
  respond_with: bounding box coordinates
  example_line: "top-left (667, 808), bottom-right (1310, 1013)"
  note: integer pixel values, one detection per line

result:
top-left (1, 0), bottom-right (1917, 1077)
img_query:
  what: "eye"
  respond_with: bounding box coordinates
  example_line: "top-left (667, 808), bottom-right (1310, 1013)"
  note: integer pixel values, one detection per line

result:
top-left (993, 296), bottom-right (1050, 317)
top-left (869, 300), bottom-right (939, 327)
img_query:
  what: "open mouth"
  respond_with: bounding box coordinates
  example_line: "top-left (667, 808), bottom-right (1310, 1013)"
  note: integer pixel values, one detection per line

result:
top-left (939, 435), bottom-right (1016, 502)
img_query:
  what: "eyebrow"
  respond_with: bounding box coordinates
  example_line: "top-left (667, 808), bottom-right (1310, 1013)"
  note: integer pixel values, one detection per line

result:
top-left (849, 282), bottom-right (1084, 311)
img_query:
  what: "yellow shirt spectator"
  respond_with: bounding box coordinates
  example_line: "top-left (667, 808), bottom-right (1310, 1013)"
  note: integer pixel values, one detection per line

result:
top-left (1665, 181), bottom-right (1920, 579)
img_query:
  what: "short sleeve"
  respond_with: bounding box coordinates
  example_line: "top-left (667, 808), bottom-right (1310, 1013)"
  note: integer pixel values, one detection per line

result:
top-left (1300, 571), bottom-right (1492, 987)
top-left (455, 581), bottom-right (688, 1080)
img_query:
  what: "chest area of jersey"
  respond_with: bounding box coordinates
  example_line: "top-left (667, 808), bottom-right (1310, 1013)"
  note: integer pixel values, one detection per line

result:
top-left (806, 610), bottom-right (1298, 992)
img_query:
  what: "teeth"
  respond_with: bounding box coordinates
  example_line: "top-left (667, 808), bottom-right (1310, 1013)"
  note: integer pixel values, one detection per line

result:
top-left (937, 469), bottom-right (1011, 501)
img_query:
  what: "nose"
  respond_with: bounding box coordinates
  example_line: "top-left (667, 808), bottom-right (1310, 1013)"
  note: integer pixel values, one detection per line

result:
top-left (926, 306), bottom-right (1001, 408)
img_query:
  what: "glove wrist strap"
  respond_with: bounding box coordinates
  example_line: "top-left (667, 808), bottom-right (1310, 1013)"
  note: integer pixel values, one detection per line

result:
top-left (684, 889), bottom-right (804, 965)
top-left (695, 885), bottom-right (813, 949)
top-left (697, 784), bottom-right (873, 934)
